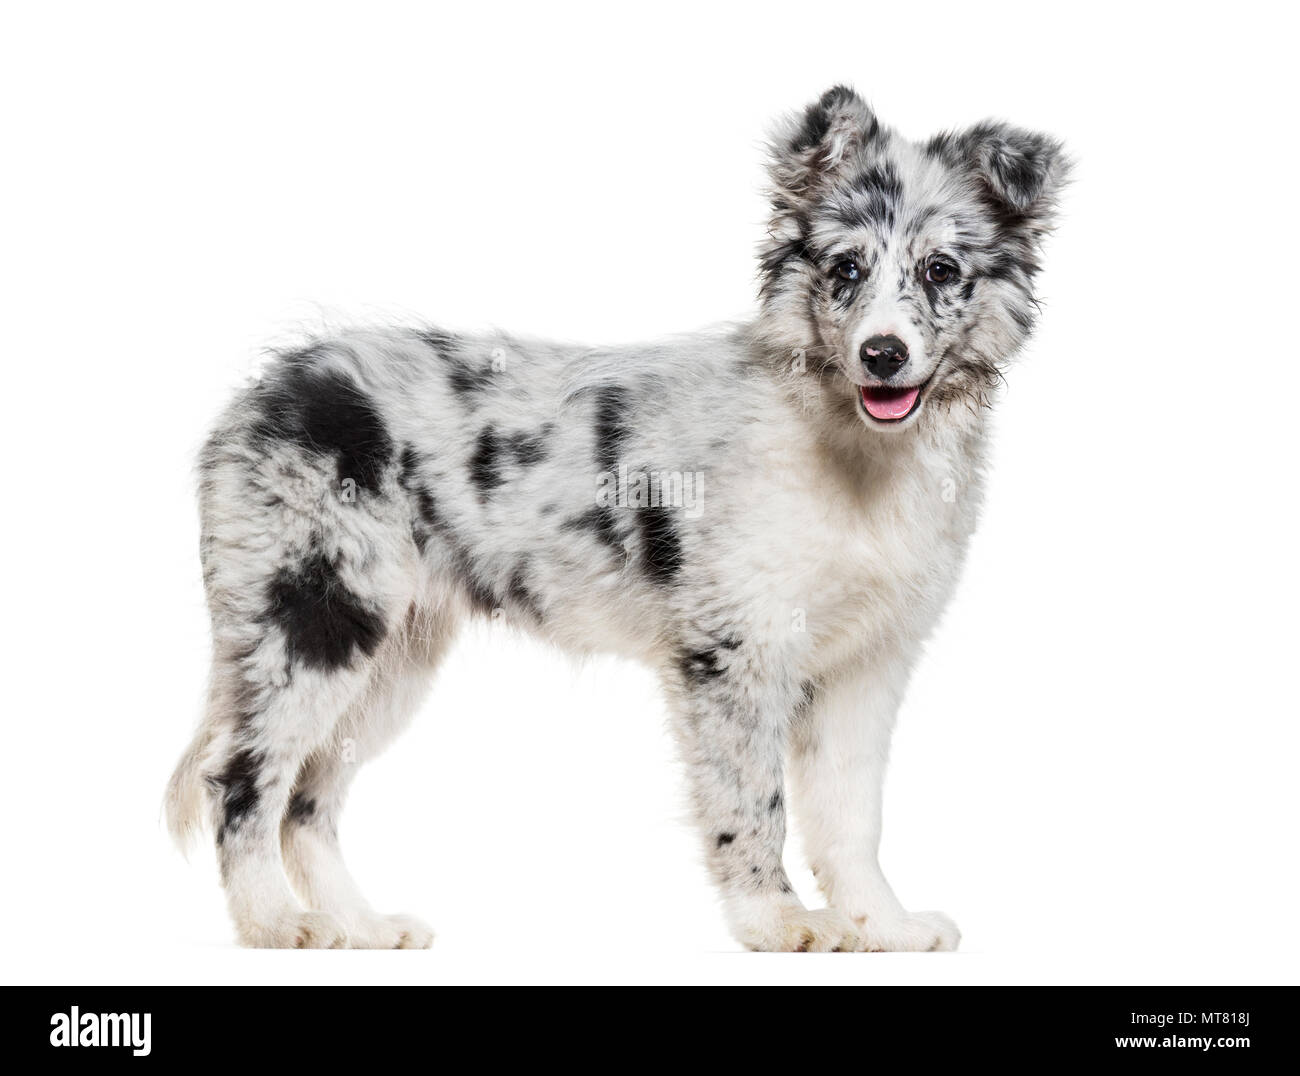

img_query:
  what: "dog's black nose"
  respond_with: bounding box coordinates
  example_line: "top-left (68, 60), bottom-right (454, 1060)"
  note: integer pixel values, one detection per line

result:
top-left (860, 334), bottom-right (909, 379)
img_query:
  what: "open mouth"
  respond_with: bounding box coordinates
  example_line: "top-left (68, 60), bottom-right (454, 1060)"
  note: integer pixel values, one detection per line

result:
top-left (859, 381), bottom-right (927, 423)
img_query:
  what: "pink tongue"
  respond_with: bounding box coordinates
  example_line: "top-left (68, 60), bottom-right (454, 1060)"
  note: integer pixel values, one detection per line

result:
top-left (861, 384), bottom-right (920, 420)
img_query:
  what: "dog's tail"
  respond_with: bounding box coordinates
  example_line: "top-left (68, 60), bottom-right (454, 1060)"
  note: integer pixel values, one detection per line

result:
top-left (164, 721), bottom-right (215, 855)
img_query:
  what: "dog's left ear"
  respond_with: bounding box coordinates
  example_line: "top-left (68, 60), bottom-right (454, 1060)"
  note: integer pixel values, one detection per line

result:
top-left (940, 121), bottom-right (1071, 226)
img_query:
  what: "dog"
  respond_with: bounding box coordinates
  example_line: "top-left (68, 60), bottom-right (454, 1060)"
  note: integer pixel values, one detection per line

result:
top-left (166, 86), bottom-right (1068, 951)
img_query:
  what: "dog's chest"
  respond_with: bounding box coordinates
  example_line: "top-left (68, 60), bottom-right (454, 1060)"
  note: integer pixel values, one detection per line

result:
top-left (740, 429), bottom-right (985, 670)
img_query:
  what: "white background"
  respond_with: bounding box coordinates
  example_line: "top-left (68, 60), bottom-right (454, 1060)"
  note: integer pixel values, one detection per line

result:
top-left (2, 1), bottom-right (1296, 985)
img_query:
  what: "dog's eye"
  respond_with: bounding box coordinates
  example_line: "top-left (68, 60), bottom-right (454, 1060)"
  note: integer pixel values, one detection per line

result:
top-left (833, 258), bottom-right (861, 282)
top-left (926, 261), bottom-right (957, 285)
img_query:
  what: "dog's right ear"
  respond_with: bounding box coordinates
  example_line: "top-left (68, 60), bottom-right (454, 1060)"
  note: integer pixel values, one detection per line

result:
top-left (766, 85), bottom-right (881, 206)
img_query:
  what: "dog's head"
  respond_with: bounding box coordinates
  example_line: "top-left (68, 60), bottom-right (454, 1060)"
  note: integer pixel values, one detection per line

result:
top-left (759, 86), bottom-right (1069, 430)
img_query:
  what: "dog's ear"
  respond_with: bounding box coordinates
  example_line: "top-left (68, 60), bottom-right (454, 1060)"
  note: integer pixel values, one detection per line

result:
top-left (767, 85), bottom-right (881, 205)
top-left (936, 121), bottom-right (1071, 225)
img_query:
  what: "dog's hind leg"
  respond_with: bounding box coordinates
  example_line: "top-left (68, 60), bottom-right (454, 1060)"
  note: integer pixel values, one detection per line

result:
top-left (201, 633), bottom-right (383, 948)
top-left (180, 487), bottom-right (417, 946)
top-left (280, 606), bottom-right (455, 949)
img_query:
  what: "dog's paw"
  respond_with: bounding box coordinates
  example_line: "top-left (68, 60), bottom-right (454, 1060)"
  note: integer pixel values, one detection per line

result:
top-left (852, 909), bottom-right (960, 952)
top-left (736, 906), bottom-right (863, 952)
top-left (238, 910), bottom-right (349, 949)
top-left (345, 913), bottom-right (435, 950)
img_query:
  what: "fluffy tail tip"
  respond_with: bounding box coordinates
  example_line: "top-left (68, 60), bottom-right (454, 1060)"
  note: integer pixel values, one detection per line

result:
top-left (164, 738), bottom-right (211, 856)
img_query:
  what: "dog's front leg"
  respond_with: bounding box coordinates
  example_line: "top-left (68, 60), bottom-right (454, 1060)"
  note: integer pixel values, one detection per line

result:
top-left (790, 661), bottom-right (961, 952)
top-left (669, 653), bottom-right (861, 952)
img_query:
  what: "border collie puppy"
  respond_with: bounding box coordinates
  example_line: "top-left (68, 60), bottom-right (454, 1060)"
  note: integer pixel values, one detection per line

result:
top-left (167, 86), bottom-right (1068, 951)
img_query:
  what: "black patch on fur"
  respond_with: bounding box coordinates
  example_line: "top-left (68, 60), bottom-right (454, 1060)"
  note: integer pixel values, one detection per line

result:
top-left (768, 791), bottom-right (782, 813)
top-left (922, 131), bottom-right (956, 163)
top-left (418, 330), bottom-right (493, 400)
top-left (512, 433), bottom-right (548, 466)
top-left (830, 270), bottom-right (860, 305)
top-left (563, 505), bottom-right (624, 554)
top-left (853, 163), bottom-right (902, 230)
top-left (988, 152), bottom-right (1041, 205)
top-left (446, 547), bottom-right (499, 617)
top-left (758, 234), bottom-right (810, 302)
top-left (717, 832), bottom-right (737, 848)
top-left (593, 386), bottom-right (630, 473)
top-left (468, 426), bottom-right (552, 500)
top-left (507, 426), bottom-right (552, 467)
top-left (398, 447), bottom-right (446, 552)
top-left (679, 635), bottom-right (739, 686)
top-left (680, 648), bottom-right (723, 683)
top-left (789, 101), bottom-right (833, 155)
top-left (286, 791), bottom-right (316, 826)
top-left (264, 552), bottom-right (387, 671)
top-left (506, 560), bottom-right (544, 620)
top-left (415, 330), bottom-right (499, 401)
top-left (984, 253), bottom-right (1020, 282)
top-left (638, 507), bottom-right (682, 585)
top-left (448, 362), bottom-right (494, 398)
top-left (400, 454), bottom-right (548, 621)
top-left (469, 427), bottom-right (505, 499)
top-left (214, 747), bottom-right (263, 843)
top-left (250, 355), bottom-right (394, 492)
